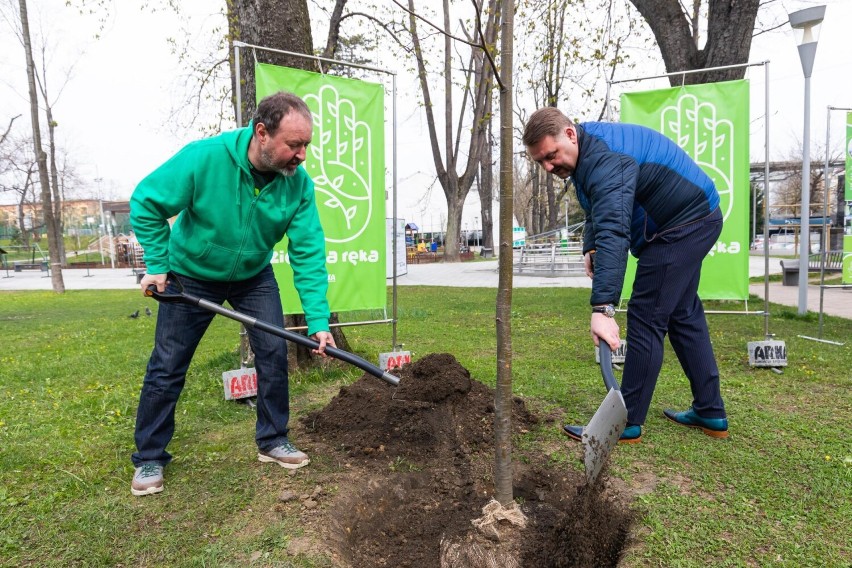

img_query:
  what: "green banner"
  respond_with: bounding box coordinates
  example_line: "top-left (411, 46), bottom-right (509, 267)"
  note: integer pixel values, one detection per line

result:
top-left (256, 63), bottom-right (386, 313)
top-left (619, 80), bottom-right (750, 300)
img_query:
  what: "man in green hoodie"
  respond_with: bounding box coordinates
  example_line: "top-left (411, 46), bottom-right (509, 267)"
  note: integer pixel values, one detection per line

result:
top-left (129, 91), bottom-right (335, 496)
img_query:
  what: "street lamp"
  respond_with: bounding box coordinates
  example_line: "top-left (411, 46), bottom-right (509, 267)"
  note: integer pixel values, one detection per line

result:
top-left (789, 4), bottom-right (826, 315)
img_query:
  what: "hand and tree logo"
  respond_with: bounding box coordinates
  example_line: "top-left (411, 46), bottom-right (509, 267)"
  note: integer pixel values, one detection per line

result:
top-left (304, 85), bottom-right (374, 243)
top-left (661, 93), bottom-right (734, 222)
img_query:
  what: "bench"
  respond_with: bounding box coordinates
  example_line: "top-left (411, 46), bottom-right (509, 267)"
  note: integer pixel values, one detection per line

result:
top-left (14, 261), bottom-right (48, 272)
top-left (480, 247), bottom-right (494, 258)
top-left (780, 251), bottom-right (843, 286)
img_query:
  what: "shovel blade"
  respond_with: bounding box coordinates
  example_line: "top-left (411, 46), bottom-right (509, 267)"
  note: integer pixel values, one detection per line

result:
top-left (583, 387), bottom-right (628, 484)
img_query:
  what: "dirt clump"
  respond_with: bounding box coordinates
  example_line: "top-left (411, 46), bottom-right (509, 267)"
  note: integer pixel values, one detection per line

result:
top-left (300, 353), bottom-right (633, 567)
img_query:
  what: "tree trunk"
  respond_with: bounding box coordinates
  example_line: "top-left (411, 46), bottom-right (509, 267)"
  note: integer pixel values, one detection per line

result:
top-left (45, 104), bottom-right (66, 266)
top-left (18, 0), bottom-right (63, 292)
top-left (227, 0), bottom-right (318, 125)
top-left (494, 0), bottom-right (514, 507)
top-left (321, 0), bottom-right (349, 61)
top-left (629, 0), bottom-right (760, 85)
top-left (478, 125), bottom-right (494, 250)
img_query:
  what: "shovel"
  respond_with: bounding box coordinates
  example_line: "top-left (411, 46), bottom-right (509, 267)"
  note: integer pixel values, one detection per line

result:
top-left (582, 342), bottom-right (628, 484)
top-left (144, 273), bottom-right (400, 387)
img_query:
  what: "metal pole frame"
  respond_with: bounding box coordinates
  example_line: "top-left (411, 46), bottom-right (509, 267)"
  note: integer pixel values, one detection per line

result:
top-left (605, 61), bottom-right (772, 329)
top-left (800, 105), bottom-right (852, 346)
top-left (233, 41), bottom-right (401, 351)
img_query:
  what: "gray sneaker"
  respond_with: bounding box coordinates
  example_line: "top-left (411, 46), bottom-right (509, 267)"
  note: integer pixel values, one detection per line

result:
top-left (131, 463), bottom-right (164, 496)
top-left (258, 440), bottom-right (310, 469)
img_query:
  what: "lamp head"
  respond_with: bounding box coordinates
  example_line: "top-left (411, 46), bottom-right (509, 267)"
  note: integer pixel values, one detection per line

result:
top-left (789, 5), bottom-right (826, 45)
top-left (789, 5), bottom-right (826, 78)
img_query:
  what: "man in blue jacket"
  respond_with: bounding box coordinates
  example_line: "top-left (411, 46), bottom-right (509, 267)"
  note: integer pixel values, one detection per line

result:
top-left (523, 107), bottom-right (728, 444)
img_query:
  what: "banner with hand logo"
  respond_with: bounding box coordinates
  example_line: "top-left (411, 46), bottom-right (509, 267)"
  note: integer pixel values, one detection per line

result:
top-left (619, 80), bottom-right (750, 300)
top-left (256, 63), bottom-right (386, 312)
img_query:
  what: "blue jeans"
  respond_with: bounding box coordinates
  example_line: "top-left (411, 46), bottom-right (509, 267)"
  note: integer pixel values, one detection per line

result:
top-left (132, 265), bottom-right (290, 467)
top-left (621, 207), bottom-right (725, 425)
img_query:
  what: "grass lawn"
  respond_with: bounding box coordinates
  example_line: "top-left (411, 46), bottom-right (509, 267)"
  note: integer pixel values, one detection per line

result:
top-left (1, 286), bottom-right (850, 567)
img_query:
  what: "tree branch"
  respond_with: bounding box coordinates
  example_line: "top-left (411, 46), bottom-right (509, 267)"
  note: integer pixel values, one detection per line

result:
top-left (390, 0), bottom-right (479, 48)
top-left (1, 115), bottom-right (21, 146)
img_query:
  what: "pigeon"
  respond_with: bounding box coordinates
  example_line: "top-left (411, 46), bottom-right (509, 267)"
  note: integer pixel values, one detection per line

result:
top-left (145, 307), bottom-right (153, 317)
top-left (129, 310), bottom-right (139, 319)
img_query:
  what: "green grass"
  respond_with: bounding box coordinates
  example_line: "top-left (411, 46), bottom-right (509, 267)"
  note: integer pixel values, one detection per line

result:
top-left (1, 287), bottom-right (850, 567)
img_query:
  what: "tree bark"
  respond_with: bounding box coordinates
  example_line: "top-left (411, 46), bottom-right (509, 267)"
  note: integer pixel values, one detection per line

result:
top-left (629, 0), bottom-right (760, 85)
top-left (227, 0), bottom-right (318, 125)
top-left (494, 0), bottom-right (514, 507)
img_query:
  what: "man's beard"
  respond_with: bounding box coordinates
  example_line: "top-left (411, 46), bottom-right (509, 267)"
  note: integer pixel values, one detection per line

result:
top-left (260, 147), bottom-right (298, 177)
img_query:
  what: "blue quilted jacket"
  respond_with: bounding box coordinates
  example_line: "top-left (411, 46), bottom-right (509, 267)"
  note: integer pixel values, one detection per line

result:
top-left (573, 122), bottom-right (720, 305)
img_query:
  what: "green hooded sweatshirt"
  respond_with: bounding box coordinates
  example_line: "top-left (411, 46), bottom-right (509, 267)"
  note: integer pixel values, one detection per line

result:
top-left (130, 125), bottom-right (330, 335)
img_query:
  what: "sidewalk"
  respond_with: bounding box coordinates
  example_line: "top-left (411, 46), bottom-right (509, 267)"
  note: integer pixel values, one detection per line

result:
top-left (3, 257), bottom-right (850, 319)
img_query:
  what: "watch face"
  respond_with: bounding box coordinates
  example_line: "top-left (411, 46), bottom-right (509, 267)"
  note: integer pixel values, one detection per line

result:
top-left (594, 305), bottom-right (615, 317)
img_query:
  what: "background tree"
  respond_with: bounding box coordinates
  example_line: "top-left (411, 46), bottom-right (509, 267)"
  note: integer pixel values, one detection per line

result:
top-left (514, 0), bottom-right (638, 237)
top-left (628, 0), bottom-right (761, 84)
top-left (402, 0), bottom-right (499, 262)
top-left (0, 132), bottom-right (38, 247)
top-left (17, 0), bottom-right (63, 291)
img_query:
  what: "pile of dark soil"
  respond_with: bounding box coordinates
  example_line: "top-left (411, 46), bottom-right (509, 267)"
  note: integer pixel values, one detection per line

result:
top-left (300, 353), bottom-right (632, 567)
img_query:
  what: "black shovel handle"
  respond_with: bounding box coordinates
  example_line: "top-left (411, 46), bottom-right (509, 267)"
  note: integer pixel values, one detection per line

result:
top-left (599, 342), bottom-right (619, 392)
top-left (145, 273), bottom-right (400, 386)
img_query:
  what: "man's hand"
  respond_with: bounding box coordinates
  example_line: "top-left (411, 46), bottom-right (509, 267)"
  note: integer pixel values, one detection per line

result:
top-left (584, 251), bottom-right (594, 279)
top-left (590, 313), bottom-right (620, 351)
top-left (311, 331), bottom-right (337, 357)
top-left (140, 273), bottom-right (168, 296)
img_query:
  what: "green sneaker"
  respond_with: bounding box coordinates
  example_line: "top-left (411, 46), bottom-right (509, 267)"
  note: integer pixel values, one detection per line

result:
top-left (131, 463), bottom-right (164, 496)
top-left (664, 407), bottom-right (729, 438)
top-left (258, 440), bottom-right (310, 469)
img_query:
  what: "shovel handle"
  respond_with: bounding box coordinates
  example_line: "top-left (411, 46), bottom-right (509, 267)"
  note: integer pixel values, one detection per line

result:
top-left (145, 273), bottom-right (400, 386)
top-left (599, 342), bottom-right (620, 392)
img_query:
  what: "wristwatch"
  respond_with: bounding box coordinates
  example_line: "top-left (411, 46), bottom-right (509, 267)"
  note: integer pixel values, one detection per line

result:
top-left (592, 304), bottom-right (616, 318)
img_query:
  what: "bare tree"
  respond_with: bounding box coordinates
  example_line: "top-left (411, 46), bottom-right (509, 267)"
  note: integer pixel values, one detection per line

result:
top-left (0, 115), bottom-right (20, 146)
top-left (0, 133), bottom-right (38, 246)
top-left (32, 42), bottom-right (75, 265)
top-left (403, 0), bottom-right (499, 262)
top-left (17, 0), bottom-right (63, 291)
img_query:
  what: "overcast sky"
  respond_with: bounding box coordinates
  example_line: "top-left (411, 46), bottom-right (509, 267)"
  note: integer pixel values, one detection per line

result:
top-left (1, 0), bottom-right (850, 231)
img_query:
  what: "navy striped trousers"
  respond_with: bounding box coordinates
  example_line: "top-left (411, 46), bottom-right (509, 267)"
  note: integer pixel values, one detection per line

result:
top-left (621, 207), bottom-right (725, 425)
